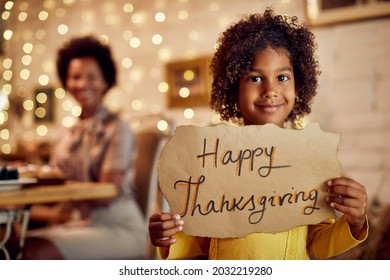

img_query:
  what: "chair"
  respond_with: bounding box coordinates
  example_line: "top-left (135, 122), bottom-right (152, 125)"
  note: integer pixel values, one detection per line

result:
top-left (133, 129), bottom-right (166, 219)
top-left (132, 117), bottom-right (174, 259)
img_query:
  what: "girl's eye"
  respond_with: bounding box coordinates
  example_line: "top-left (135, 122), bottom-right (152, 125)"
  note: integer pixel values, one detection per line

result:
top-left (278, 75), bottom-right (290, 82)
top-left (248, 76), bottom-right (262, 83)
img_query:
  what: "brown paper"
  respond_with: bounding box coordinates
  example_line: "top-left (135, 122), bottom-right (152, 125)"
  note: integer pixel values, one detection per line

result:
top-left (158, 123), bottom-right (340, 238)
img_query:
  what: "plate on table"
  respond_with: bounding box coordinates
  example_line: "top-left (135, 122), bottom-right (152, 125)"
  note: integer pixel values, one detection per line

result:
top-left (0, 178), bottom-right (38, 191)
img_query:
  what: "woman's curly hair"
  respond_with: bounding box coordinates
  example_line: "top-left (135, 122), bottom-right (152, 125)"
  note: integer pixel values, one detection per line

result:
top-left (56, 35), bottom-right (117, 94)
top-left (210, 7), bottom-right (320, 126)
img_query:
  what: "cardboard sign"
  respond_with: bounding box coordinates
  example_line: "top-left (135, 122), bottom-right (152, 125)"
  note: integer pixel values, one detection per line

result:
top-left (158, 123), bottom-right (340, 238)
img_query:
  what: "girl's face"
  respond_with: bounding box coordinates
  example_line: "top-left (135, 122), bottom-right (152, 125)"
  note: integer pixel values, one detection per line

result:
top-left (238, 47), bottom-right (296, 128)
top-left (66, 57), bottom-right (108, 116)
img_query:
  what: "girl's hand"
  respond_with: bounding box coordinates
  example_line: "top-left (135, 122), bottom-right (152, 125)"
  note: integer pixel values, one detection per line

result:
top-left (149, 212), bottom-right (184, 247)
top-left (326, 177), bottom-right (367, 238)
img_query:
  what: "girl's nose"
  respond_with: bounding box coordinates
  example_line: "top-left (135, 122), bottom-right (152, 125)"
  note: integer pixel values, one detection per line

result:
top-left (261, 81), bottom-right (278, 98)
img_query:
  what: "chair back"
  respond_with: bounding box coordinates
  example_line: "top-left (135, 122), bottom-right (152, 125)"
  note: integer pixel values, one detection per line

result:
top-left (133, 130), bottom-right (165, 219)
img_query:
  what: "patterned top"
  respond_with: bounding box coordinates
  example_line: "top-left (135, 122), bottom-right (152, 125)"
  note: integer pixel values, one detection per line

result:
top-left (50, 106), bottom-right (136, 198)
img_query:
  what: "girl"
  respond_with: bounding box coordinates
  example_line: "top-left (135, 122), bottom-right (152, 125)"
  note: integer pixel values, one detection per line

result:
top-left (149, 8), bottom-right (368, 259)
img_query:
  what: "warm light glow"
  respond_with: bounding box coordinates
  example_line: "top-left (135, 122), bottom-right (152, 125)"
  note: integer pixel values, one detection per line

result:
top-left (17, 87), bottom-right (27, 98)
top-left (55, 8), bottom-right (66, 18)
top-left (63, 0), bottom-right (76, 5)
top-left (123, 3), bottom-right (134, 13)
top-left (35, 29), bottom-right (46, 40)
top-left (19, 2), bottom-right (29, 11)
top-left (1, 144), bottom-right (12, 154)
top-left (158, 82), bottom-right (169, 93)
top-left (36, 125), bottom-right (48, 136)
top-left (38, 11), bottom-right (49, 21)
top-left (35, 44), bottom-right (46, 55)
top-left (42, 60), bottom-right (54, 72)
top-left (5, 1), bottom-right (14, 10)
top-left (22, 55), bottom-right (32, 66)
top-left (130, 37), bottom-right (141, 48)
top-left (55, 88), bottom-right (66, 99)
top-left (157, 120), bottom-right (168, 132)
top-left (183, 70), bottom-right (195, 81)
top-left (2, 58), bottom-right (12, 69)
top-left (2, 11), bottom-right (10, 20)
top-left (179, 87), bottom-right (190, 98)
top-left (81, 10), bottom-right (95, 23)
top-left (122, 30), bottom-right (133, 41)
top-left (36, 92), bottom-right (48, 104)
top-left (2, 84), bottom-right (12, 95)
top-left (57, 24), bottom-right (69, 35)
top-left (20, 69), bottom-right (30, 80)
top-left (38, 74), bottom-right (50, 86)
top-left (35, 107), bottom-right (46, 118)
top-left (98, 35), bottom-right (109, 45)
top-left (0, 129), bottom-right (10, 140)
top-left (178, 10), bottom-right (188, 20)
top-left (3, 30), bottom-right (13, 40)
top-left (3, 70), bottom-right (12, 81)
top-left (62, 100), bottom-right (73, 111)
top-left (23, 43), bottom-right (33, 53)
top-left (0, 94), bottom-right (9, 111)
top-left (121, 57), bottom-right (133, 68)
top-left (62, 116), bottom-right (74, 127)
top-left (43, 0), bottom-right (55, 10)
top-left (129, 68), bottom-right (144, 82)
top-left (183, 108), bottom-right (194, 119)
top-left (18, 12), bottom-right (28, 21)
top-left (158, 48), bottom-right (171, 61)
top-left (105, 15), bottom-right (116, 25)
top-left (131, 99), bottom-right (142, 111)
top-left (131, 13), bottom-right (144, 24)
top-left (152, 34), bottom-right (163, 45)
top-left (155, 12), bottom-right (166, 22)
top-left (71, 105), bottom-right (82, 117)
top-left (23, 100), bottom-right (34, 111)
top-left (129, 119), bottom-right (140, 130)
top-left (0, 112), bottom-right (6, 125)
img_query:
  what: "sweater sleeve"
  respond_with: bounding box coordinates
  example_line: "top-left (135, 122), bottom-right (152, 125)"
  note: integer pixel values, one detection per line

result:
top-left (307, 214), bottom-right (369, 259)
top-left (157, 232), bottom-right (210, 260)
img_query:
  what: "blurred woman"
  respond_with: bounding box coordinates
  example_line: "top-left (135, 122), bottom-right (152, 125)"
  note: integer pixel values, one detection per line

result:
top-left (22, 35), bottom-right (147, 259)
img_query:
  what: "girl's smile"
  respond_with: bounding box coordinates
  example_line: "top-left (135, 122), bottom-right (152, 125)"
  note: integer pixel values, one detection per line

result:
top-left (254, 103), bottom-right (284, 113)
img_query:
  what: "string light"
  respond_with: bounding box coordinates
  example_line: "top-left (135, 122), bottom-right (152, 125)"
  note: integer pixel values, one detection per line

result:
top-left (1, 0), bottom-right (237, 153)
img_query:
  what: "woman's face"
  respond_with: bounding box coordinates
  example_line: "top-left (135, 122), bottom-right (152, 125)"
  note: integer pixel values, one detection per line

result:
top-left (238, 47), bottom-right (296, 127)
top-left (66, 57), bottom-right (108, 115)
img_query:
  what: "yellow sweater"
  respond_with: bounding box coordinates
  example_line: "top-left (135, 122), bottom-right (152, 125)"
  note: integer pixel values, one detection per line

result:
top-left (158, 214), bottom-right (368, 260)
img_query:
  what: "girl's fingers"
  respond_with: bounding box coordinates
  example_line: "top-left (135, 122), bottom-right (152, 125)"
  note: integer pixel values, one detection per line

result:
top-left (327, 178), bottom-right (366, 201)
top-left (149, 212), bottom-right (184, 247)
top-left (326, 177), bottom-right (367, 225)
top-left (150, 212), bottom-right (181, 222)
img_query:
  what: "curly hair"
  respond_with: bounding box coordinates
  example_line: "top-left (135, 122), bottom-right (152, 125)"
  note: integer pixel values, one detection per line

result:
top-left (210, 7), bottom-right (320, 126)
top-left (56, 35), bottom-right (117, 94)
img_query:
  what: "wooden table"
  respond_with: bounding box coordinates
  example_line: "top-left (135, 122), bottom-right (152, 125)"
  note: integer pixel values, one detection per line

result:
top-left (0, 182), bottom-right (117, 259)
top-left (0, 182), bottom-right (117, 206)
